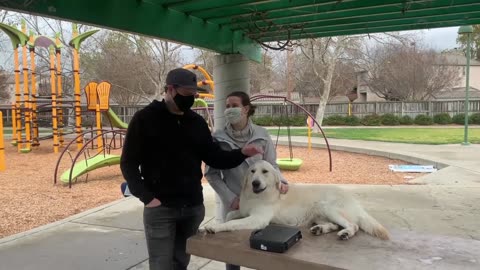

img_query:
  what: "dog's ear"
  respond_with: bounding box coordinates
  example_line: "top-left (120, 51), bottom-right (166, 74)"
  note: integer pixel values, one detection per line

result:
top-left (273, 169), bottom-right (282, 191)
top-left (242, 170), bottom-right (250, 191)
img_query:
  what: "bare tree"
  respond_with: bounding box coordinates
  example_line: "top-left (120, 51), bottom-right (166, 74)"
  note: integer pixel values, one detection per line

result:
top-left (82, 32), bottom-right (157, 105)
top-left (193, 49), bottom-right (216, 73)
top-left (457, 25), bottom-right (480, 60)
top-left (136, 37), bottom-right (182, 99)
top-left (0, 68), bottom-right (9, 101)
top-left (294, 36), bottom-right (364, 127)
top-left (364, 42), bottom-right (461, 101)
top-left (249, 50), bottom-right (274, 94)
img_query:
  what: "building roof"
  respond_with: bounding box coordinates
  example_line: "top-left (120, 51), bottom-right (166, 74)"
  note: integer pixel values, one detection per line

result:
top-left (441, 53), bottom-right (480, 66)
top-left (434, 87), bottom-right (480, 100)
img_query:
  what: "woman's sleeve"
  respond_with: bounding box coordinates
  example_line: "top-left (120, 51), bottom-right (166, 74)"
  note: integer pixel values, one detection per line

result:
top-left (204, 165), bottom-right (238, 208)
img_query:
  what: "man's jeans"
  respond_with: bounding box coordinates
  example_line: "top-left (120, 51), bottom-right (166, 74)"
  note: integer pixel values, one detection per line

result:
top-left (143, 204), bottom-right (205, 270)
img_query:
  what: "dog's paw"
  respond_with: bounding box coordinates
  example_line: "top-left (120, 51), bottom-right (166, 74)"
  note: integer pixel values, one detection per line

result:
top-left (202, 225), bottom-right (218, 234)
top-left (310, 225), bottom-right (323, 236)
top-left (337, 229), bottom-right (352, 240)
top-left (338, 232), bottom-right (349, 240)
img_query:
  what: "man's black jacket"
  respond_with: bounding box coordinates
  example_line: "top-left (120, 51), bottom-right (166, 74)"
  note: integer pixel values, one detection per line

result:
top-left (120, 99), bottom-right (248, 207)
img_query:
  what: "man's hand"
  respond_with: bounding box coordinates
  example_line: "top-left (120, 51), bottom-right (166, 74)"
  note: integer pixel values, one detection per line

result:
top-left (146, 198), bottom-right (161, 208)
top-left (241, 144), bottom-right (263, 157)
top-left (280, 183), bottom-right (289, 194)
top-left (230, 197), bottom-right (240, 210)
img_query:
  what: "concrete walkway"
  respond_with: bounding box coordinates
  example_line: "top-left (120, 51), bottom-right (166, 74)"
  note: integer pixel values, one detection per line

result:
top-left (0, 138), bottom-right (479, 269)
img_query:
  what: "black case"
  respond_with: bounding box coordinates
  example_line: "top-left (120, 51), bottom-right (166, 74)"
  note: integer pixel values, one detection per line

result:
top-left (249, 224), bottom-right (302, 253)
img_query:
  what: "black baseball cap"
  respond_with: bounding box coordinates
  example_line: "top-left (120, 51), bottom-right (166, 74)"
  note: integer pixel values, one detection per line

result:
top-left (166, 68), bottom-right (208, 93)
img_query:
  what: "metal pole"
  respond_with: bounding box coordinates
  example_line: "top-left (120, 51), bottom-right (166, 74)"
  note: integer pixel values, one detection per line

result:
top-left (463, 32), bottom-right (471, 146)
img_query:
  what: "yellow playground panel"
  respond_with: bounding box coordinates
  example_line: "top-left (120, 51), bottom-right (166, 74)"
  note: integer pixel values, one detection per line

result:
top-left (183, 64), bottom-right (215, 99)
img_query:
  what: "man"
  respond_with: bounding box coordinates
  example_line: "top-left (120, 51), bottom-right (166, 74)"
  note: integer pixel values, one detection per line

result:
top-left (120, 68), bottom-right (262, 270)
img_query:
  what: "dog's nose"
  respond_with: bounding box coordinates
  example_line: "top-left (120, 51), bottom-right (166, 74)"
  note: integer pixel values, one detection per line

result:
top-left (252, 180), bottom-right (260, 188)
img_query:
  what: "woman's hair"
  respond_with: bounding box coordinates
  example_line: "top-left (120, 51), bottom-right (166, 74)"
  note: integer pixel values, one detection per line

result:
top-left (227, 91), bottom-right (256, 117)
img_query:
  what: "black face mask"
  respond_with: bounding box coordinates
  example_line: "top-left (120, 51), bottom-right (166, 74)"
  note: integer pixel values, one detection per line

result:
top-left (173, 92), bottom-right (195, 112)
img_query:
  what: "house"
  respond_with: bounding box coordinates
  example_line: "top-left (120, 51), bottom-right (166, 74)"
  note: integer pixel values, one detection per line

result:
top-left (434, 86), bottom-right (480, 100)
top-left (441, 52), bottom-right (480, 91)
top-left (329, 52), bottom-right (480, 103)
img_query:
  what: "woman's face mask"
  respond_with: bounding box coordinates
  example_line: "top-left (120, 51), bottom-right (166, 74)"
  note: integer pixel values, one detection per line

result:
top-left (224, 107), bottom-right (244, 124)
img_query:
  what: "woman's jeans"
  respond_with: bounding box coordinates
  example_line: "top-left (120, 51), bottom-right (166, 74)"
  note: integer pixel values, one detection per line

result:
top-left (143, 204), bottom-right (205, 270)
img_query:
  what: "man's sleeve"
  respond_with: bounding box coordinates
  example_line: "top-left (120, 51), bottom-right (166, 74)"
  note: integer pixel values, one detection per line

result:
top-left (197, 121), bottom-right (247, 169)
top-left (120, 111), bottom-right (155, 205)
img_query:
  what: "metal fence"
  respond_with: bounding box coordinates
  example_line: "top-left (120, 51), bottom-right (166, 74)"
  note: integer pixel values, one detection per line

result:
top-left (2, 99), bottom-right (480, 126)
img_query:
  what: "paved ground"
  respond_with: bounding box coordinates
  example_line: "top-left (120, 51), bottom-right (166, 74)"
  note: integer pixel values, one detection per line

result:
top-left (0, 137), bottom-right (479, 270)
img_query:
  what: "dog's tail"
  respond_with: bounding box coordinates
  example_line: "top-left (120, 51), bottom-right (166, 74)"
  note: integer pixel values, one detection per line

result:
top-left (358, 213), bottom-right (390, 240)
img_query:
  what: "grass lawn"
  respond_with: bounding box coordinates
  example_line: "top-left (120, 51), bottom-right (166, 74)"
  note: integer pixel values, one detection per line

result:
top-left (268, 127), bottom-right (480, 144)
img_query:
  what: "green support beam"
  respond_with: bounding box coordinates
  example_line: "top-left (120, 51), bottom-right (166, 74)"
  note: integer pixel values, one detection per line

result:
top-left (259, 18), bottom-right (480, 42)
top-left (230, 1), bottom-right (480, 30)
top-left (0, 0), bottom-right (262, 62)
top-left (2, 0), bottom-right (480, 59)
top-left (254, 14), bottom-right (480, 41)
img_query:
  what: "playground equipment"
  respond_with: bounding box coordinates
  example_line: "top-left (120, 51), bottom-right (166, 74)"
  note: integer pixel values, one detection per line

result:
top-left (250, 94), bottom-right (333, 172)
top-left (55, 81), bottom-right (129, 187)
top-left (70, 25), bottom-right (99, 150)
top-left (183, 64), bottom-right (215, 128)
top-left (183, 64), bottom-right (215, 98)
top-left (85, 80), bottom-right (113, 152)
top-left (54, 129), bottom-right (126, 188)
top-left (346, 88), bottom-right (358, 117)
top-left (192, 98), bottom-right (214, 129)
top-left (0, 21), bottom-right (98, 153)
top-left (0, 21), bottom-right (29, 152)
top-left (0, 111), bottom-right (5, 171)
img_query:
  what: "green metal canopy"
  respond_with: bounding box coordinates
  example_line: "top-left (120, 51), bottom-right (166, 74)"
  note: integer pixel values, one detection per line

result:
top-left (1, 0), bottom-right (480, 62)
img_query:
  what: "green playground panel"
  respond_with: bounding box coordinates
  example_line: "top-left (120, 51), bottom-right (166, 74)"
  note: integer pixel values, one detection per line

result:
top-left (61, 154), bottom-right (120, 183)
top-left (277, 158), bottom-right (303, 171)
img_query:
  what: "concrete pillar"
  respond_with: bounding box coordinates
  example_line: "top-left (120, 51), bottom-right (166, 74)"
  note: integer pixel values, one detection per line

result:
top-left (212, 53), bottom-right (250, 223)
top-left (213, 54), bottom-right (250, 132)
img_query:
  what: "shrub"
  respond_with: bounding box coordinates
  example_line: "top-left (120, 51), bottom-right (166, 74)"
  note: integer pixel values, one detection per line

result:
top-left (361, 114), bottom-right (382, 126)
top-left (381, 113), bottom-right (400, 126)
top-left (344, 115), bottom-right (361, 126)
top-left (290, 115), bottom-right (308, 126)
top-left (252, 116), bottom-right (273, 126)
top-left (399, 115), bottom-right (414, 125)
top-left (414, 114), bottom-right (434, 125)
top-left (253, 115), bottom-right (308, 127)
top-left (323, 115), bottom-right (346, 126)
top-left (433, 113), bottom-right (452, 125)
top-left (452, 113), bottom-right (467, 125)
top-left (470, 113), bottom-right (480, 125)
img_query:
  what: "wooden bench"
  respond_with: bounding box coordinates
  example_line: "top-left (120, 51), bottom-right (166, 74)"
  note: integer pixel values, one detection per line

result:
top-left (187, 228), bottom-right (480, 270)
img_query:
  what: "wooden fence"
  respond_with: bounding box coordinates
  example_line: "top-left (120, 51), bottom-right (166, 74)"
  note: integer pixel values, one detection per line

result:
top-left (2, 99), bottom-right (479, 126)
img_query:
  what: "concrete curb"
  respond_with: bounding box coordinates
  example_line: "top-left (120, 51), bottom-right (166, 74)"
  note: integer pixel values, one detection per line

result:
top-left (276, 139), bottom-right (450, 170)
top-left (0, 196), bottom-right (132, 245)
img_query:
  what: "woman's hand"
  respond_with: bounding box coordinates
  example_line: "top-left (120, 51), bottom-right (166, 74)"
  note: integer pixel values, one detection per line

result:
top-left (280, 183), bottom-right (289, 194)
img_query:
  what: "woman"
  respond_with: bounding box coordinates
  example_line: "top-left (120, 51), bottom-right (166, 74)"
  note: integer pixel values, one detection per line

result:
top-left (204, 91), bottom-right (288, 270)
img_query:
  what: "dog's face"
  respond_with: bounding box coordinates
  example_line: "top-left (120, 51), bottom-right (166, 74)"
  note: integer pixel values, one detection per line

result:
top-left (244, 160), bottom-right (281, 195)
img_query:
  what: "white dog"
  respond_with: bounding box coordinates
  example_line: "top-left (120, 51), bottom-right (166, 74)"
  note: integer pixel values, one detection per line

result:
top-left (202, 160), bottom-right (389, 241)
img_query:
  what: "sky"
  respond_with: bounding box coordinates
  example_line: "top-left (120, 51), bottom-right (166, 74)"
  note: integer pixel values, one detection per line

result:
top-left (0, 24), bottom-right (464, 70)
top-left (406, 27), bottom-right (460, 50)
